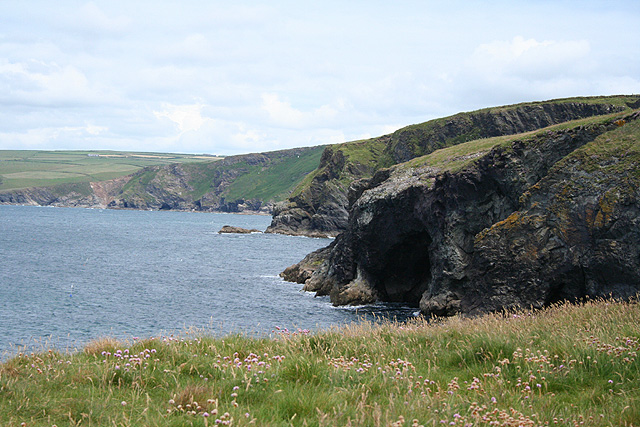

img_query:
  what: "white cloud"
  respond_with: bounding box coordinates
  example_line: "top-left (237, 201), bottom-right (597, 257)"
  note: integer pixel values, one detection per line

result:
top-left (75, 2), bottom-right (131, 34)
top-left (0, 124), bottom-right (108, 149)
top-left (153, 103), bottom-right (208, 133)
top-left (0, 59), bottom-right (112, 107)
top-left (0, 2), bottom-right (639, 155)
top-left (261, 93), bottom-right (340, 128)
top-left (468, 36), bottom-right (591, 81)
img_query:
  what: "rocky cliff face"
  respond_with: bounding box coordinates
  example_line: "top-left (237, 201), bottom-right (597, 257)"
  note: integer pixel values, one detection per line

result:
top-left (268, 98), bottom-right (630, 237)
top-left (266, 146), bottom-right (354, 237)
top-left (0, 176), bottom-right (131, 208)
top-left (283, 109), bottom-right (640, 316)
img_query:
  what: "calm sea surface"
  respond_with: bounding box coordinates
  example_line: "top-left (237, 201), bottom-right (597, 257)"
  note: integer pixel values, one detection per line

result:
top-left (0, 205), bottom-right (416, 358)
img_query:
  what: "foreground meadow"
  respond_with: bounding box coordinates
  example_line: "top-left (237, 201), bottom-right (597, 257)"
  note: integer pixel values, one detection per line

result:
top-left (1, 299), bottom-right (638, 426)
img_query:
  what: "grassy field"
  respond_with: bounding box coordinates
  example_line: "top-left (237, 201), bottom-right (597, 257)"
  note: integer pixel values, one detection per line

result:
top-left (1, 299), bottom-right (638, 426)
top-left (0, 151), bottom-right (222, 191)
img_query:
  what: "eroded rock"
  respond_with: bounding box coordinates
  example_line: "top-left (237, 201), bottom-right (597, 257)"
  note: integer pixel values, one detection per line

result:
top-left (218, 225), bottom-right (262, 234)
top-left (284, 110), bottom-right (640, 316)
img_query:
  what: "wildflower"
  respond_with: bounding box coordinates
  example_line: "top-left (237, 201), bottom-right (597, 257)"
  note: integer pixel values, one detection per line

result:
top-left (203, 412), bottom-right (210, 418)
top-left (491, 397), bottom-right (497, 404)
top-left (121, 401), bottom-right (127, 406)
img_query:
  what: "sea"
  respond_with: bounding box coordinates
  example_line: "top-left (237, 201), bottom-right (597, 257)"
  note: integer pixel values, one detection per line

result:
top-left (0, 205), bottom-right (417, 358)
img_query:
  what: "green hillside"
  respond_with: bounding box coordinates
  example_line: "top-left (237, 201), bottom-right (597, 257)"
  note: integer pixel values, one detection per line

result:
top-left (112, 146), bottom-right (326, 211)
top-left (223, 147), bottom-right (325, 201)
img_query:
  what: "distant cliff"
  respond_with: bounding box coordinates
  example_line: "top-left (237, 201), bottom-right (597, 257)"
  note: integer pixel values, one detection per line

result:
top-left (0, 146), bottom-right (324, 215)
top-left (283, 106), bottom-right (640, 316)
top-left (267, 96), bottom-right (635, 237)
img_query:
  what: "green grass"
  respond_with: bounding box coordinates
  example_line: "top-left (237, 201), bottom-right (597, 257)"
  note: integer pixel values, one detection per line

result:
top-left (402, 110), bottom-right (639, 175)
top-left (0, 151), bottom-right (222, 191)
top-left (223, 146), bottom-right (325, 202)
top-left (337, 138), bottom-right (388, 170)
top-left (385, 95), bottom-right (640, 163)
top-left (1, 299), bottom-right (639, 426)
top-left (476, 94), bottom-right (640, 113)
top-left (286, 95), bottom-right (640, 205)
top-left (115, 147), bottom-right (325, 206)
top-left (288, 139), bottom-right (388, 200)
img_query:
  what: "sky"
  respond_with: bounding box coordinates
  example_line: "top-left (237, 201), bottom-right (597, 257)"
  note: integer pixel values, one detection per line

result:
top-left (1, 1), bottom-right (639, 156)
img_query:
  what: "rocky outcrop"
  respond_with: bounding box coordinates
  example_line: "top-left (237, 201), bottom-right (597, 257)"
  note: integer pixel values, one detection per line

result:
top-left (218, 225), bottom-right (262, 234)
top-left (267, 97), bottom-right (631, 237)
top-left (283, 109), bottom-right (640, 316)
top-left (281, 244), bottom-right (334, 284)
top-left (266, 146), bottom-right (354, 237)
top-left (449, 115), bottom-right (640, 316)
top-left (0, 177), bottom-right (130, 208)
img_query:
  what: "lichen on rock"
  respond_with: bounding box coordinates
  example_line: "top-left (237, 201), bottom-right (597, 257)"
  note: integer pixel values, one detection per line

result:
top-left (281, 108), bottom-right (640, 317)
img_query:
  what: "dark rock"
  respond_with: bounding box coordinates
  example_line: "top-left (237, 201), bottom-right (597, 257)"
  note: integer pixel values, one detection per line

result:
top-left (267, 99), bottom-right (630, 237)
top-left (281, 244), bottom-right (335, 285)
top-left (218, 225), bottom-right (262, 234)
top-left (289, 110), bottom-right (640, 315)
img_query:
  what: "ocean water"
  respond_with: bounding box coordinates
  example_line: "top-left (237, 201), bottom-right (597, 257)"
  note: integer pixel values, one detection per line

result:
top-left (0, 205), bottom-right (416, 357)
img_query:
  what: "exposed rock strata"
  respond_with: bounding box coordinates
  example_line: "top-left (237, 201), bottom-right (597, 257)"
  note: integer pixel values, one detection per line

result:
top-left (268, 99), bottom-right (629, 237)
top-left (266, 146), bottom-right (352, 237)
top-left (283, 111), bottom-right (640, 316)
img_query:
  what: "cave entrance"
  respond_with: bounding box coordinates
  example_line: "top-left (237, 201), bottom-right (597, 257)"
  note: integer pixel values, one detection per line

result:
top-left (377, 231), bottom-right (432, 305)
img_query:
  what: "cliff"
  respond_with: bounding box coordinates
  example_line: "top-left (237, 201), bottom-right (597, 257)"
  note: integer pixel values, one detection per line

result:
top-left (283, 106), bottom-right (640, 316)
top-left (267, 96), bottom-right (635, 237)
top-left (0, 146), bottom-right (324, 214)
top-left (0, 177), bottom-right (130, 208)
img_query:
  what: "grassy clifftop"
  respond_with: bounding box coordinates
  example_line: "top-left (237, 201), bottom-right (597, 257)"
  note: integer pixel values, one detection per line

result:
top-left (399, 109), bottom-right (637, 176)
top-left (1, 299), bottom-right (638, 426)
top-left (268, 95), bottom-right (640, 237)
top-left (0, 150), bottom-right (220, 192)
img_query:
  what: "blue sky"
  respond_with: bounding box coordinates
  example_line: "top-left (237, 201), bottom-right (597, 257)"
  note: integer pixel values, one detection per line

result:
top-left (1, 1), bottom-right (639, 155)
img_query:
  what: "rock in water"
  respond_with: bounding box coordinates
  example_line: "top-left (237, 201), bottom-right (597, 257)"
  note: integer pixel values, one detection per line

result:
top-left (218, 225), bottom-right (262, 234)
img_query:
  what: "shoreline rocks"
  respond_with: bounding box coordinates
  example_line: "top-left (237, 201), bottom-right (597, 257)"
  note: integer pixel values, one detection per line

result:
top-left (218, 225), bottom-right (263, 234)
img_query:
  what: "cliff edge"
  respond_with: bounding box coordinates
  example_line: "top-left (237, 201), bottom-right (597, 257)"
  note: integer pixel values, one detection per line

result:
top-left (283, 106), bottom-right (640, 316)
top-left (267, 97), bottom-right (632, 237)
